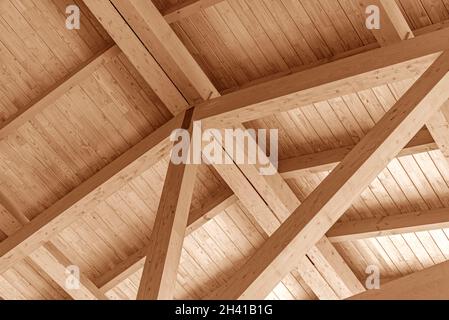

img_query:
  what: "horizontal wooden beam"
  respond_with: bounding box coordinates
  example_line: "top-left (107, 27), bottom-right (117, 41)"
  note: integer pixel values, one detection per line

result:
top-left (94, 129), bottom-right (439, 292)
top-left (194, 28), bottom-right (449, 126)
top-left (328, 208), bottom-right (449, 242)
top-left (279, 128), bottom-right (436, 178)
top-left (0, 113), bottom-right (186, 274)
top-left (206, 51), bottom-right (449, 299)
top-left (0, 44), bottom-right (120, 141)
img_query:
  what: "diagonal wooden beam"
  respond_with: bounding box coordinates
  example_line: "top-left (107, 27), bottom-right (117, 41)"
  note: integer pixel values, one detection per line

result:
top-left (95, 186), bottom-right (449, 293)
top-left (0, 203), bottom-right (105, 299)
top-left (206, 51), bottom-right (449, 299)
top-left (30, 243), bottom-right (106, 300)
top-left (361, 0), bottom-right (449, 163)
top-left (111, 0), bottom-right (218, 105)
top-left (137, 109), bottom-right (198, 300)
top-left (95, 189), bottom-right (236, 292)
top-left (193, 27), bottom-right (449, 126)
top-left (0, 113), bottom-right (185, 274)
top-left (0, 44), bottom-right (120, 141)
top-left (358, 0), bottom-right (413, 45)
top-left (112, 0), bottom-right (363, 299)
top-left (163, 0), bottom-right (225, 24)
top-left (83, 0), bottom-right (187, 115)
top-left (327, 207), bottom-right (449, 243)
top-left (350, 259), bottom-right (449, 299)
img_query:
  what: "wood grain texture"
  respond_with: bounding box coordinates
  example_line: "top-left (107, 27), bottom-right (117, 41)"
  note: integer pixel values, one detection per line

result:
top-left (207, 51), bottom-right (449, 299)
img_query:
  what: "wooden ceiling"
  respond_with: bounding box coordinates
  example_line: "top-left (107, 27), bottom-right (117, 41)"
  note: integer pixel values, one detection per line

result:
top-left (1, 0), bottom-right (449, 300)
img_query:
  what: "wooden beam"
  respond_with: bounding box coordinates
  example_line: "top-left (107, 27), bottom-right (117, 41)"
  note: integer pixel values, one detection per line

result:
top-left (30, 243), bottom-right (106, 300)
top-left (0, 44), bottom-right (120, 141)
top-left (359, 0), bottom-right (413, 45)
top-left (350, 259), bottom-right (449, 299)
top-left (0, 203), bottom-right (104, 299)
top-left (294, 258), bottom-right (339, 300)
top-left (206, 51), bottom-right (449, 299)
top-left (0, 113), bottom-right (185, 274)
top-left (163, 0), bottom-right (225, 24)
top-left (364, 0), bottom-right (449, 174)
top-left (113, 1), bottom-right (364, 298)
top-left (328, 208), bottom-right (449, 242)
top-left (111, 0), bottom-right (219, 105)
top-left (95, 189), bottom-right (236, 292)
top-left (137, 109), bottom-right (197, 300)
top-left (279, 128), bottom-right (436, 178)
top-left (83, 0), bottom-right (187, 115)
top-left (224, 127), bottom-right (364, 298)
top-left (193, 28), bottom-right (449, 126)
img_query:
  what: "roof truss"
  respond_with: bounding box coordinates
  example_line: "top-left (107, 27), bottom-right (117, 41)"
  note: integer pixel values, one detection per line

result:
top-left (2, 0), bottom-right (449, 300)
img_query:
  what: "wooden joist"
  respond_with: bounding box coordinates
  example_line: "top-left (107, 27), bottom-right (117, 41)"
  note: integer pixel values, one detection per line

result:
top-left (83, 0), bottom-right (187, 115)
top-left (100, 1), bottom-right (363, 298)
top-left (279, 128), bottom-right (436, 178)
top-left (111, 0), bottom-right (219, 105)
top-left (328, 208), bottom-right (449, 243)
top-left (0, 203), bottom-right (104, 300)
top-left (30, 243), bottom-right (106, 300)
top-left (96, 190), bottom-right (449, 293)
top-left (0, 44), bottom-right (120, 141)
top-left (206, 51), bottom-right (449, 299)
top-left (363, 0), bottom-right (449, 172)
top-left (0, 113), bottom-right (185, 274)
top-left (359, 0), bottom-right (413, 45)
top-left (193, 27), bottom-right (449, 126)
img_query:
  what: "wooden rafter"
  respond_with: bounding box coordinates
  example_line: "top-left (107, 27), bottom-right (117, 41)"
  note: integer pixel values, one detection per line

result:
top-left (94, 189), bottom-right (236, 292)
top-left (83, 0), bottom-right (187, 115)
top-left (0, 10), bottom-right (446, 279)
top-left (114, 1), bottom-right (363, 299)
top-left (0, 0), bottom-right (448, 300)
top-left (327, 207), bottom-right (449, 243)
top-left (360, 0), bottom-right (449, 165)
top-left (358, 0), bottom-right (413, 45)
top-left (206, 51), bottom-right (449, 299)
top-left (0, 44), bottom-right (120, 141)
top-left (279, 128), bottom-right (436, 178)
top-left (95, 184), bottom-right (449, 293)
top-left (193, 27), bottom-right (449, 126)
top-left (110, 0), bottom-right (219, 105)
top-left (0, 203), bottom-right (104, 299)
top-left (137, 109), bottom-right (197, 300)
top-left (0, 113), bottom-right (184, 274)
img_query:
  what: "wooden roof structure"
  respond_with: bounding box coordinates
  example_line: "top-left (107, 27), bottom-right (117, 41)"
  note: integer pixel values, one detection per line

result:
top-left (1, 0), bottom-right (449, 300)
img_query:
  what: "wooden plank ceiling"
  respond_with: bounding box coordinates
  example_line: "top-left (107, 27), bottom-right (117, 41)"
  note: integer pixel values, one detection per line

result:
top-left (2, 0), bottom-right (449, 300)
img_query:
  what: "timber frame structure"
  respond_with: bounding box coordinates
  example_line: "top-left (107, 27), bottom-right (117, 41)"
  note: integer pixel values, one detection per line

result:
top-left (1, 0), bottom-right (449, 300)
